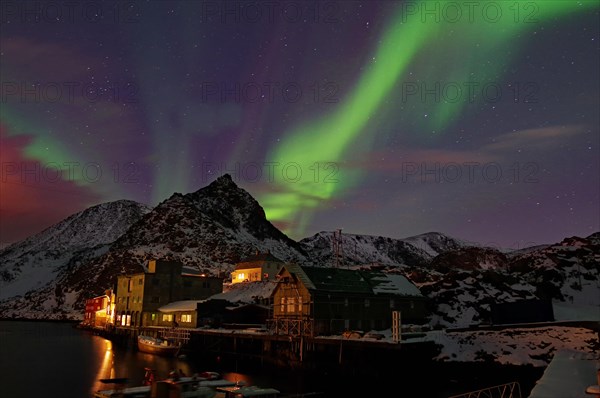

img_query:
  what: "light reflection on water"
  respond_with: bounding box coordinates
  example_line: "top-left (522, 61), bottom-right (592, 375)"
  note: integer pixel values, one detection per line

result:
top-left (91, 339), bottom-right (114, 393)
top-left (0, 321), bottom-right (255, 398)
top-left (88, 335), bottom-right (204, 396)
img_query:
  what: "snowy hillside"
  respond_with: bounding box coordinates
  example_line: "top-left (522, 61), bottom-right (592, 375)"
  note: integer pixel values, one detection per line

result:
top-left (0, 175), bottom-right (309, 319)
top-left (408, 234), bottom-right (600, 327)
top-left (0, 173), bottom-right (597, 324)
top-left (95, 174), bottom-right (309, 272)
top-left (509, 234), bottom-right (600, 307)
top-left (299, 231), bottom-right (470, 268)
top-left (0, 200), bottom-right (151, 302)
top-left (423, 326), bottom-right (599, 366)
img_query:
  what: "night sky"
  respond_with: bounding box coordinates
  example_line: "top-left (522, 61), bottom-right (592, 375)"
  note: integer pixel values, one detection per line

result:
top-left (1, 0), bottom-right (598, 248)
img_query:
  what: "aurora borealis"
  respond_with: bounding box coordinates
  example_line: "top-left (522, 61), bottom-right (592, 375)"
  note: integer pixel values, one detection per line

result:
top-left (1, 1), bottom-right (599, 247)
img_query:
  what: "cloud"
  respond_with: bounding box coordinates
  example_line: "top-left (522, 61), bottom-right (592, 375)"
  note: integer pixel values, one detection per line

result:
top-left (348, 148), bottom-right (497, 173)
top-left (349, 124), bottom-right (587, 174)
top-left (0, 124), bottom-right (100, 245)
top-left (483, 125), bottom-right (585, 152)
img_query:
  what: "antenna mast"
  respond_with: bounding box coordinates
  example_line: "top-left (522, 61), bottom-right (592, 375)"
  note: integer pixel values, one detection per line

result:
top-left (332, 229), bottom-right (343, 268)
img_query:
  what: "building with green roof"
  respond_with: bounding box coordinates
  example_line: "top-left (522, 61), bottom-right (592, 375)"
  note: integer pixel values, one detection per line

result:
top-left (271, 264), bottom-right (427, 336)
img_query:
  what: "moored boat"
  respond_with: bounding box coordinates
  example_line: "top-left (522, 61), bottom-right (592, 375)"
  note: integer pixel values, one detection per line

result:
top-left (137, 335), bottom-right (180, 356)
top-left (216, 385), bottom-right (280, 398)
top-left (95, 375), bottom-right (237, 398)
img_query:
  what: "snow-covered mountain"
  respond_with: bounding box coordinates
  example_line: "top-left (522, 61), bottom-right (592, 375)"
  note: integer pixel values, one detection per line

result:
top-left (0, 175), bottom-right (309, 319)
top-left (0, 174), bottom-right (597, 324)
top-left (299, 231), bottom-right (470, 268)
top-left (0, 200), bottom-right (151, 300)
top-left (100, 173), bottom-right (309, 271)
top-left (509, 233), bottom-right (600, 307)
top-left (410, 233), bottom-right (600, 327)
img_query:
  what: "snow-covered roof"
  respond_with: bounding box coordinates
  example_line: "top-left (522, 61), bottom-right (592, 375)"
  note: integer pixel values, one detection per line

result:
top-left (158, 300), bottom-right (203, 312)
top-left (208, 280), bottom-right (277, 304)
top-left (528, 350), bottom-right (599, 398)
top-left (366, 273), bottom-right (423, 297)
top-left (282, 265), bottom-right (422, 297)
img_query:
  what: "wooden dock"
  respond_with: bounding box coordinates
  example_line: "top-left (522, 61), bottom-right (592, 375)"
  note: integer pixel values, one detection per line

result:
top-left (97, 324), bottom-right (437, 370)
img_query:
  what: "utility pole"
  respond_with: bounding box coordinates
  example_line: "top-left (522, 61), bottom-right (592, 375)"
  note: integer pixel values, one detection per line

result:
top-left (332, 229), bottom-right (344, 268)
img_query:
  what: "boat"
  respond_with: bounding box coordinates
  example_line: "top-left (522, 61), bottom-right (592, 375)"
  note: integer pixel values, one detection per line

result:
top-left (95, 374), bottom-right (237, 398)
top-left (137, 335), bottom-right (180, 356)
top-left (215, 385), bottom-right (280, 398)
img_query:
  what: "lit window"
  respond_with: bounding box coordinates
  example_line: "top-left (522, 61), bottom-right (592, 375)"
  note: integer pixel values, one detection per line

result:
top-left (237, 273), bottom-right (245, 280)
top-left (162, 314), bottom-right (173, 322)
top-left (181, 314), bottom-right (192, 323)
top-left (298, 296), bottom-right (303, 313)
top-left (151, 313), bottom-right (156, 321)
top-left (287, 297), bottom-right (296, 313)
top-left (280, 297), bottom-right (286, 313)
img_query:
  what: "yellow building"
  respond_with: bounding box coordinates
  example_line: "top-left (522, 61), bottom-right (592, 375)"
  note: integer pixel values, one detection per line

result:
top-left (114, 260), bottom-right (223, 328)
top-left (231, 250), bottom-right (283, 284)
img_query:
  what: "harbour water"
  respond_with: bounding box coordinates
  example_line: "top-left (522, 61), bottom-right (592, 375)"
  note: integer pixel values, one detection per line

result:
top-left (0, 321), bottom-right (543, 397)
top-left (0, 321), bottom-right (313, 398)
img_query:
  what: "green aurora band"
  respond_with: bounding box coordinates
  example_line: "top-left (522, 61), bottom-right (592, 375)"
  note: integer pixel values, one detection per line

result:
top-left (261, 0), bottom-right (598, 237)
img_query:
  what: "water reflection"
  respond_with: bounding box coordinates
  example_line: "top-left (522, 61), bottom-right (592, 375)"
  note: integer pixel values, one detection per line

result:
top-left (91, 339), bottom-right (115, 394)
top-left (89, 337), bottom-right (196, 395)
top-left (221, 372), bottom-right (254, 386)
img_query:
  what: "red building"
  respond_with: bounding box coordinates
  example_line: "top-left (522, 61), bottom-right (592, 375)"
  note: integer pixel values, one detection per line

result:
top-left (83, 292), bottom-right (112, 328)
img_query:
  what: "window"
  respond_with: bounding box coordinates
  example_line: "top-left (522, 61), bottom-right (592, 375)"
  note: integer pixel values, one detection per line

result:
top-left (364, 299), bottom-right (370, 308)
top-left (151, 313), bottom-right (156, 321)
top-left (183, 280), bottom-right (192, 287)
top-left (162, 314), bottom-right (173, 322)
top-left (287, 297), bottom-right (296, 313)
top-left (128, 279), bottom-right (133, 292)
top-left (202, 281), bottom-right (209, 288)
top-left (280, 297), bottom-right (286, 313)
top-left (150, 296), bottom-right (160, 303)
top-left (410, 300), bottom-right (415, 309)
top-left (126, 315), bottom-right (131, 326)
top-left (390, 299), bottom-right (395, 309)
top-left (237, 272), bottom-right (245, 281)
top-left (181, 314), bottom-right (192, 323)
top-left (297, 296), bottom-right (303, 313)
top-left (138, 278), bottom-right (143, 285)
top-left (344, 298), bottom-right (348, 307)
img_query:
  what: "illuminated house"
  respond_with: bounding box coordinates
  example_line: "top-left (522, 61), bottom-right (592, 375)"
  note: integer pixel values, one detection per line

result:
top-left (156, 300), bottom-right (200, 328)
top-left (83, 289), bottom-right (114, 328)
top-left (231, 250), bottom-right (283, 284)
top-left (271, 264), bottom-right (427, 336)
top-left (114, 260), bottom-right (223, 328)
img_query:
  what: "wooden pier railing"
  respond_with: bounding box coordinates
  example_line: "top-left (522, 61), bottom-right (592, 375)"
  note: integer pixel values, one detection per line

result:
top-left (448, 382), bottom-right (522, 398)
